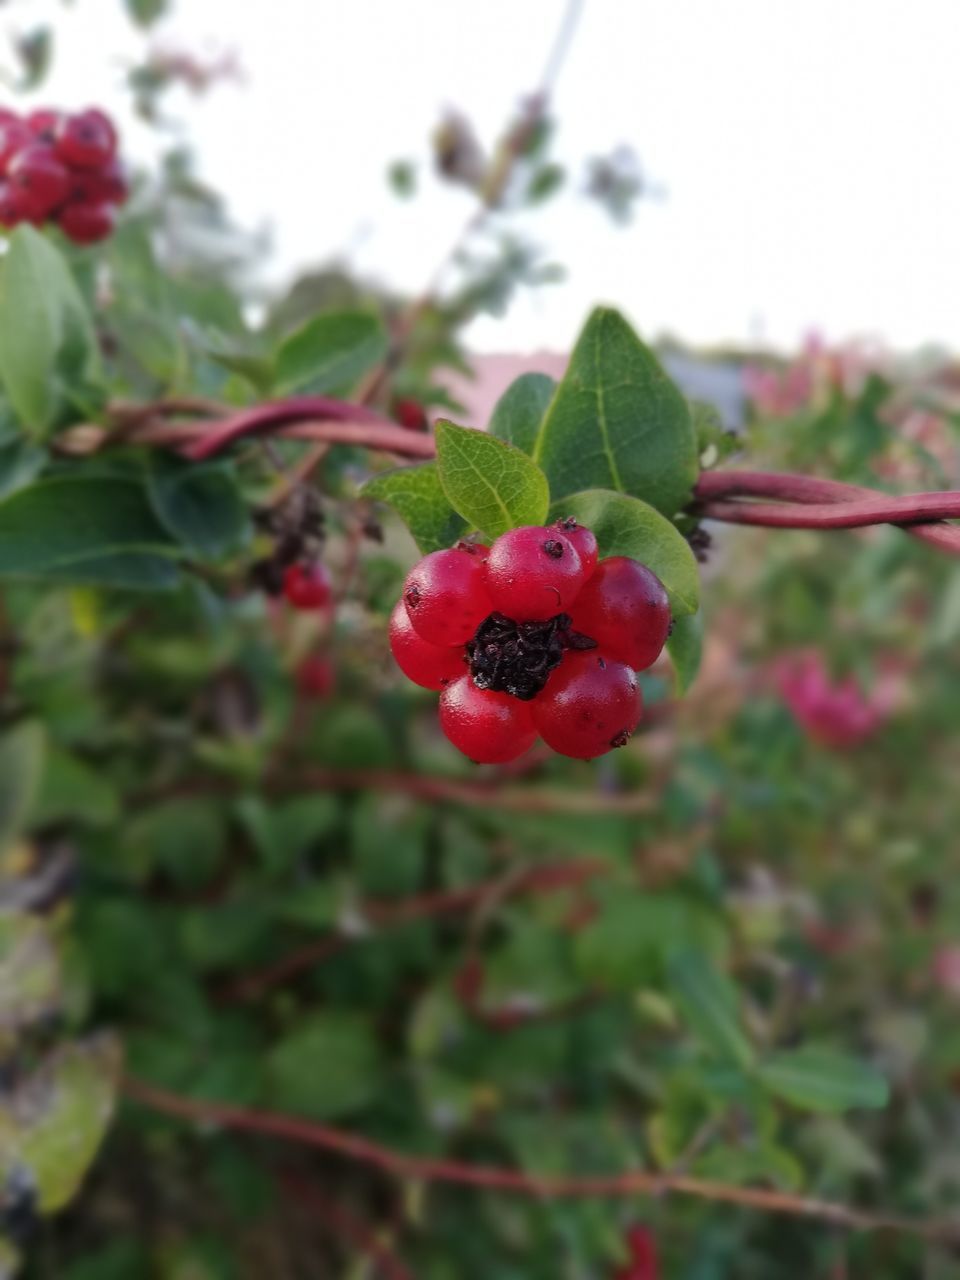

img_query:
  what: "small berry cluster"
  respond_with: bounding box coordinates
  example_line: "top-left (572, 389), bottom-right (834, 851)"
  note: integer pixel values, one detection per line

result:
top-left (0, 106), bottom-right (128, 244)
top-left (389, 519), bottom-right (671, 763)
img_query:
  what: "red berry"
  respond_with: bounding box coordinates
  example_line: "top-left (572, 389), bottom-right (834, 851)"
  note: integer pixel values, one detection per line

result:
top-left (402, 547), bottom-right (491, 646)
top-left (283, 562), bottom-right (332, 610)
top-left (54, 109), bottom-right (117, 170)
top-left (70, 158), bottom-right (129, 205)
top-left (388, 600), bottom-right (465, 690)
top-left (57, 199), bottom-right (115, 245)
top-left (0, 181), bottom-right (30, 227)
top-left (393, 397), bottom-right (428, 431)
top-left (296, 653), bottom-right (335, 699)
top-left (553, 516), bottom-right (598, 578)
top-left (8, 144), bottom-right (70, 215)
top-left (439, 676), bottom-right (538, 764)
top-left (614, 1226), bottom-right (659, 1280)
top-left (25, 109), bottom-right (62, 141)
top-left (569, 557), bottom-right (671, 672)
top-left (483, 525), bottom-right (587, 622)
top-left (532, 651), bottom-right (641, 759)
top-left (0, 119), bottom-right (30, 176)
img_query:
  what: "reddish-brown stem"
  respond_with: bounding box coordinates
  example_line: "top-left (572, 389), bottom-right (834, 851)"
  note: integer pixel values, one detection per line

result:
top-left (122, 1077), bottom-right (957, 1242)
top-left (222, 859), bottom-right (606, 1002)
top-left (176, 397), bottom-right (399, 461)
top-left (695, 491), bottom-right (960, 528)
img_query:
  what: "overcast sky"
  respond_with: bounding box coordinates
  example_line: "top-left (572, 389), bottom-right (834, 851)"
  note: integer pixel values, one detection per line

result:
top-left (18, 0), bottom-right (960, 355)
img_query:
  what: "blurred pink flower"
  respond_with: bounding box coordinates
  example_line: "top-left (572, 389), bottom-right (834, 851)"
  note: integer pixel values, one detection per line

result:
top-left (772, 649), bottom-right (903, 750)
top-left (933, 946), bottom-right (960, 997)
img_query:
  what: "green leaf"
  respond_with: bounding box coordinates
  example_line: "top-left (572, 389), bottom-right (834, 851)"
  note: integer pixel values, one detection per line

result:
top-left (0, 439), bottom-right (47, 501)
top-left (668, 949), bottom-right (755, 1069)
top-left (125, 0), bottom-right (168, 25)
top-left (265, 1015), bottom-right (383, 1120)
top-left (575, 893), bottom-right (728, 990)
top-left (488, 373), bottom-right (556, 455)
top-left (363, 462), bottom-right (466, 554)
top-left (274, 310), bottom-right (387, 396)
top-left (0, 227), bottom-right (99, 437)
top-left (4, 1036), bottom-right (121, 1212)
top-left (534, 307), bottom-right (698, 516)
top-left (759, 1047), bottom-right (889, 1113)
top-left (0, 914), bottom-right (61, 1033)
top-left (549, 489), bottom-right (699, 616)
top-left (31, 749), bottom-right (119, 828)
top-left (435, 420), bottom-right (549, 539)
top-left (0, 721), bottom-right (45, 852)
top-left (0, 476), bottom-right (180, 588)
top-left (147, 459), bottom-right (251, 559)
top-left (667, 611), bottom-right (703, 693)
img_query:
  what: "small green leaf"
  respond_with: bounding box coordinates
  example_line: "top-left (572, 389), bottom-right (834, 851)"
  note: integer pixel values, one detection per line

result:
top-left (759, 1047), bottom-right (889, 1113)
top-left (363, 462), bottom-right (466, 554)
top-left (5, 1035), bottom-right (121, 1212)
top-left (274, 310), bottom-right (387, 396)
top-left (0, 227), bottom-right (99, 437)
top-left (265, 1015), bottom-right (383, 1120)
top-left (0, 721), bottom-right (45, 852)
top-left (0, 476), bottom-right (179, 587)
top-left (125, 0), bottom-right (168, 24)
top-left (0, 439), bottom-right (47, 501)
top-left (489, 373), bottom-right (556, 455)
top-left (549, 489), bottom-right (699, 616)
top-left (668, 949), bottom-right (755, 1069)
top-left (666, 611), bottom-right (703, 693)
top-left (535, 307), bottom-right (698, 515)
top-left (0, 914), bottom-right (60, 1033)
top-left (147, 459), bottom-right (251, 559)
top-left (31, 750), bottom-right (119, 828)
top-left (435, 420), bottom-right (549, 539)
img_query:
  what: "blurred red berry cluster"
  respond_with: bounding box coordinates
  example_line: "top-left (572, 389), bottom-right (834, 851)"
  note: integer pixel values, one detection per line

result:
top-left (0, 106), bottom-right (128, 244)
top-left (773, 649), bottom-right (905, 750)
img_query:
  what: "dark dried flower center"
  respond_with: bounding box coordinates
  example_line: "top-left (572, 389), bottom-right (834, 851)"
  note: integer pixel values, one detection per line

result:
top-left (542, 539), bottom-right (565, 559)
top-left (467, 612), bottom-right (596, 701)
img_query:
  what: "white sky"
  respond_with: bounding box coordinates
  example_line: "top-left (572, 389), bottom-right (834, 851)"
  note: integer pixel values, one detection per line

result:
top-left (13, 0), bottom-right (960, 354)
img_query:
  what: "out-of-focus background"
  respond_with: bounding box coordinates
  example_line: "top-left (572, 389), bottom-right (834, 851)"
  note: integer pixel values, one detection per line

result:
top-left (3, 2), bottom-right (960, 1278)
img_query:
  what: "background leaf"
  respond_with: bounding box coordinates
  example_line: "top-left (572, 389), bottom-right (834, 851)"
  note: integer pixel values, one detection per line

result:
top-left (488, 372), bottom-right (556, 455)
top-left (435, 420), bottom-right (549, 539)
top-left (363, 462), bottom-right (466, 553)
top-left (265, 1015), bottom-right (383, 1120)
top-left (668, 949), bottom-right (755, 1069)
top-left (759, 1047), bottom-right (889, 1113)
top-left (534, 307), bottom-right (698, 515)
top-left (147, 460), bottom-right (251, 559)
top-left (274, 310), bottom-right (387, 395)
top-left (550, 489), bottom-right (700, 616)
top-left (0, 721), bottom-right (45, 853)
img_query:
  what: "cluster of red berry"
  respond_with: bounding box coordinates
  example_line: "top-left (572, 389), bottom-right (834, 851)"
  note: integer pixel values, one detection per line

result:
top-left (0, 106), bottom-right (128, 244)
top-left (389, 519), bottom-right (671, 763)
top-left (281, 562), bottom-right (336, 701)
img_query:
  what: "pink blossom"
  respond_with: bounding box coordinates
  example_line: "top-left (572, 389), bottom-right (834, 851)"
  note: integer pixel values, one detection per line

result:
top-left (772, 650), bottom-right (901, 750)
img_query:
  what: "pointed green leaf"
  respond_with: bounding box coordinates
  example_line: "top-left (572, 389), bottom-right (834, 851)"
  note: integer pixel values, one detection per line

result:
top-left (535, 307), bottom-right (697, 515)
top-left (275, 310), bottom-right (387, 396)
top-left (0, 227), bottom-right (99, 437)
top-left (147, 459), bottom-right (251, 559)
top-left (435, 420), bottom-right (549, 539)
top-left (363, 462), bottom-right (466, 554)
top-left (549, 489), bottom-right (699, 616)
top-left (666, 610), bottom-right (703, 693)
top-left (266, 1015), bottom-right (383, 1120)
top-left (489, 372), bottom-right (556, 455)
top-left (668, 949), bottom-right (754, 1069)
top-left (0, 721), bottom-right (45, 852)
top-left (759, 1047), bottom-right (889, 1113)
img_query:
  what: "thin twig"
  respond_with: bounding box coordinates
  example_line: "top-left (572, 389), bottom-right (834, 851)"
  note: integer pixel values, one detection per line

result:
top-left (122, 1078), bottom-right (959, 1243)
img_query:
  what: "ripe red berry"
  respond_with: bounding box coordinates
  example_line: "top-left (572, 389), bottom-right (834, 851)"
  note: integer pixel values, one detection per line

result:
top-left (71, 158), bottom-right (129, 205)
top-left (0, 181), bottom-right (29, 227)
top-left (439, 676), bottom-right (538, 763)
top-left (296, 653), bottom-right (335, 699)
top-left (569, 557), bottom-right (671, 672)
top-left (402, 546), bottom-right (491, 646)
top-left (614, 1226), bottom-right (659, 1280)
top-left (25, 109), bottom-right (61, 141)
top-left (388, 600), bottom-right (465, 690)
top-left (0, 119), bottom-right (30, 175)
top-left (483, 525), bottom-right (587, 622)
top-left (553, 516), bottom-right (598, 578)
top-left (282, 562), bottom-right (332, 610)
top-left (532, 651), bottom-right (641, 759)
top-left (57, 199), bottom-right (115, 245)
top-left (393, 397), bottom-right (428, 431)
top-left (8, 144), bottom-right (70, 215)
top-left (54, 109), bottom-right (117, 170)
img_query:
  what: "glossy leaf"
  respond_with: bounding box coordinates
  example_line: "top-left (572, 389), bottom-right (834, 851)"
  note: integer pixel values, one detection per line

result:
top-left (363, 462), bottom-right (466, 553)
top-left (435, 419), bottom-right (550, 539)
top-left (488, 372), bottom-right (556, 455)
top-left (147, 459), bottom-right (251, 559)
top-left (534, 307), bottom-right (698, 515)
top-left (549, 488), bottom-right (699, 616)
top-left (667, 610), bottom-right (703, 693)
